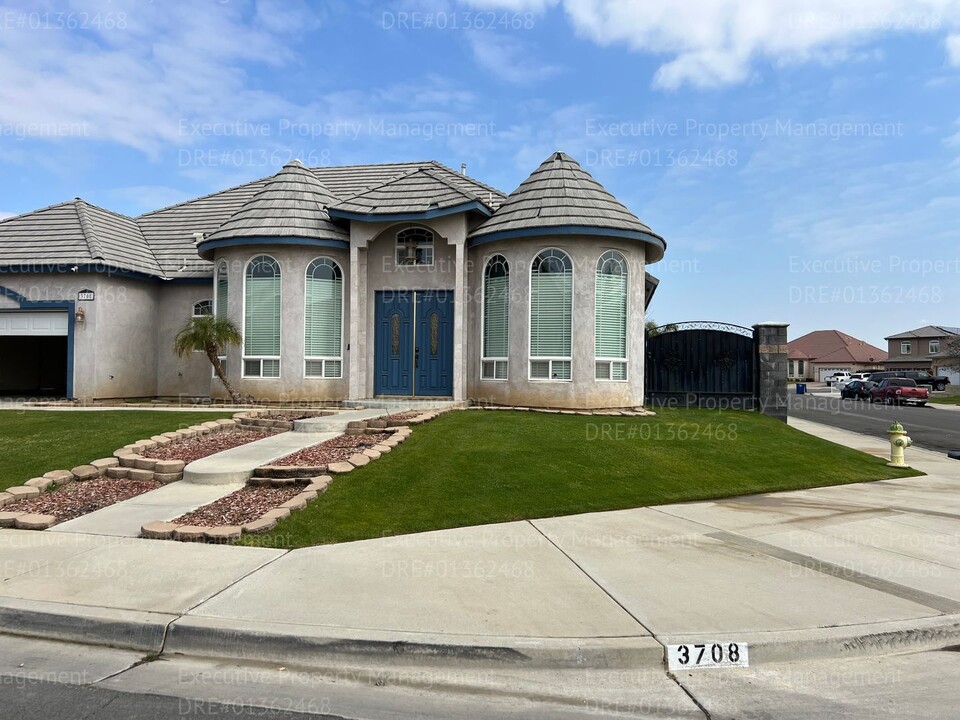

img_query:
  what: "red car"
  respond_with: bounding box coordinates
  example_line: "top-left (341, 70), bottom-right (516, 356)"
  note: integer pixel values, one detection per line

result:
top-left (869, 378), bottom-right (929, 406)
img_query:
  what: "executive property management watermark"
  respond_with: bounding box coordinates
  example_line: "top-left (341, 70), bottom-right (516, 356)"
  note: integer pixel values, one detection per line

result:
top-left (178, 118), bottom-right (496, 142)
top-left (2, 121), bottom-right (90, 141)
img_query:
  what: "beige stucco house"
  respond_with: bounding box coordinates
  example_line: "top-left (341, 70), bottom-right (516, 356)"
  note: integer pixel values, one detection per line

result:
top-left (0, 152), bottom-right (666, 408)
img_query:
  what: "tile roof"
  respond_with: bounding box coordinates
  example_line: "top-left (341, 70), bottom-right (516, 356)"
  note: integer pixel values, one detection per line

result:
top-left (330, 167), bottom-right (492, 217)
top-left (468, 151), bottom-right (664, 260)
top-left (0, 199), bottom-right (160, 276)
top-left (787, 330), bottom-right (887, 363)
top-left (203, 161), bottom-right (348, 246)
top-left (885, 325), bottom-right (960, 340)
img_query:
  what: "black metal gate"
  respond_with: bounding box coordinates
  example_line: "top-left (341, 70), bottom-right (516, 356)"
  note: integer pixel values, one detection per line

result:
top-left (645, 321), bottom-right (757, 409)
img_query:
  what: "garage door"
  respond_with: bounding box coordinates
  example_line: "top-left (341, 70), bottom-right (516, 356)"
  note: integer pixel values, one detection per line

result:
top-left (0, 311), bottom-right (69, 396)
top-left (0, 311), bottom-right (68, 336)
top-left (818, 367), bottom-right (846, 381)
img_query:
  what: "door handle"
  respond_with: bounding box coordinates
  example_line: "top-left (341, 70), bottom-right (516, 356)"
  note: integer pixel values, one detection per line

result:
top-left (414, 347), bottom-right (420, 369)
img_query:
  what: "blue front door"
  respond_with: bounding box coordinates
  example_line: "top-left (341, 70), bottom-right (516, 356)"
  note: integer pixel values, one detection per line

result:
top-left (374, 290), bottom-right (453, 397)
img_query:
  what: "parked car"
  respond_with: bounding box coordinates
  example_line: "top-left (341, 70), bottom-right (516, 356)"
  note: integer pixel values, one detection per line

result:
top-left (825, 371), bottom-right (852, 387)
top-left (867, 370), bottom-right (951, 391)
top-left (841, 380), bottom-right (875, 400)
top-left (869, 378), bottom-right (929, 406)
top-left (848, 372), bottom-right (874, 382)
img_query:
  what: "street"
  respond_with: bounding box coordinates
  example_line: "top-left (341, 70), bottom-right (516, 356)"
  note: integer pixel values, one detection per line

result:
top-left (789, 392), bottom-right (960, 455)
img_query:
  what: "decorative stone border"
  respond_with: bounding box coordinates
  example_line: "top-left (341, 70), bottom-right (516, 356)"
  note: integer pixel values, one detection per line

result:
top-left (0, 417), bottom-right (243, 531)
top-left (138, 408), bottom-right (455, 544)
top-left (236, 409), bottom-right (335, 432)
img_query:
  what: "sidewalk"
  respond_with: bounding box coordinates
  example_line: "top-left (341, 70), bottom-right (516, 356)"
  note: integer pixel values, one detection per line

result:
top-left (1, 417), bottom-right (959, 676)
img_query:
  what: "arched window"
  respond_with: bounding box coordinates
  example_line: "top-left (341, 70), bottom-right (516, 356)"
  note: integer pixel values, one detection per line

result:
top-left (529, 249), bottom-right (572, 381)
top-left (192, 299), bottom-right (212, 317)
top-left (395, 227), bottom-right (434, 266)
top-left (481, 255), bottom-right (509, 380)
top-left (304, 258), bottom-right (343, 378)
top-left (243, 255), bottom-right (281, 378)
top-left (215, 262), bottom-right (229, 317)
top-left (595, 250), bottom-right (628, 381)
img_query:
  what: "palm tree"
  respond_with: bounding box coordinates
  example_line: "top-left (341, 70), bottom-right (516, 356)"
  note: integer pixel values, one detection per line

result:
top-left (173, 315), bottom-right (243, 403)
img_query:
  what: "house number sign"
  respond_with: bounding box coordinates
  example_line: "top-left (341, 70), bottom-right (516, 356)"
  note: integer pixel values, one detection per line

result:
top-left (666, 642), bottom-right (749, 670)
top-left (77, 289), bottom-right (95, 301)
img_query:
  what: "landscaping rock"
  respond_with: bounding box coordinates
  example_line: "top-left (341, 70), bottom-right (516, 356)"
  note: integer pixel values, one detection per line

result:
top-left (118, 455), bottom-right (142, 469)
top-left (216, 419), bottom-right (238, 428)
top-left (6, 486), bottom-right (40, 499)
top-left (347, 453), bottom-right (370, 467)
top-left (141, 521), bottom-right (178, 540)
top-left (161, 431), bottom-right (180, 440)
top-left (205, 526), bottom-right (242, 543)
top-left (154, 459), bottom-right (186, 474)
top-left (262, 507), bottom-right (291, 521)
top-left (15, 513), bottom-right (57, 530)
top-left (25, 477), bottom-right (55, 491)
top-left (362, 448), bottom-right (381, 460)
top-left (126, 468), bottom-right (156, 482)
top-left (173, 525), bottom-right (208, 542)
top-left (189, 425), bottom-right (209, 435)
top-left (42, 469), bottom-right (75, 486)
top-left (113, 448), bottom-right (135, 458)
top-left (0, 492), bottom-right (13, 507)
top-left (367, 419), bottom-right (388, 429)
top-left (279, 496), bottom-right (307, 511)
top-left (150, 435), bottom-right (173, 445)
top-left (372, 444), bottom-right (391, 453)
top-left (137, 439), bottom-right (158, 450)
top-left (346, 420), bottom-right (368, 429)
top-left (154, 472), bottom-right (183, 484)
top-left (0, 511), bottom-right (24, 527)
top-left (296, 490), bottom-right (318, 502)
top-left (105, 467), bottom-right (129, 479)
top-left (202, 421), bottom-right (222, 432)
top-left (242, 517), bottom-right (277, 534)
top-left (344, 427), bottom-right (364, 436)
top-left (134, 457), bottom-right (159, 471)
top-left (326, 462), bottom-right (354, 474)
top-left (71, 465), bottom-right (101, 481)
top-left (307, 476), bottom-right (332, 493)
top-left (90, 458), bottom-right (120, 473)
top-left (257, 465), bottom-right (323, 479)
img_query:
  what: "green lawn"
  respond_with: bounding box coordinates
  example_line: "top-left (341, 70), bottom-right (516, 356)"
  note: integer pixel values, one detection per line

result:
top-left (929, 395), bottom-right (960, 405)
top-left (0, 410), bottom-right (233, 491)
top-left (241, 409), bottom-right (921, 548)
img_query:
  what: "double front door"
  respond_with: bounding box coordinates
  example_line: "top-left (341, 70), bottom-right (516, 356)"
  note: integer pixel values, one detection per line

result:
top-left (374, 290), bottom-right (453, 397)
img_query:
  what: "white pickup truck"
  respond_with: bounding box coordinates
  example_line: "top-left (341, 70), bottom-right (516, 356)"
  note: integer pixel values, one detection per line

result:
top-left (825, 371), bottom-right (852, 387)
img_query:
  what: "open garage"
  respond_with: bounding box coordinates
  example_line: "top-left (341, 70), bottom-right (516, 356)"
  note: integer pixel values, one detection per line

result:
top-left (0, 311), bottom-right (69, 397)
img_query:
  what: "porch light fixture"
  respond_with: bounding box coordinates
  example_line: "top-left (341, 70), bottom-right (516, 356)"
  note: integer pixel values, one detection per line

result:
top-left (75, 307), bottom-right (86, 323)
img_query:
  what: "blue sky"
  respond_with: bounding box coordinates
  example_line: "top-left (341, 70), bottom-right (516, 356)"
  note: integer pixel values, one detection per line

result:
top-left (1, 0), bottom-right (958, 348)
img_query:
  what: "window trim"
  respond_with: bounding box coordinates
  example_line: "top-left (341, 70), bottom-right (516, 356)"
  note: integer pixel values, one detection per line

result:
top-left (395, 227), bottom-right (435, 267)
top-left (929, 340), bottom-right (940, 354)
top-left (242, 254), bottom-right (282, 379)
top-left (594, 250), bottom-right (629, 382)
top-left (303, 257), bottom-right (344, 380)
top-left (528, 248), bottom-right (573, 382)
top-left (901, 341), bottom-right (911, 355)
top-left (480, 253), bottom-right (510, 382)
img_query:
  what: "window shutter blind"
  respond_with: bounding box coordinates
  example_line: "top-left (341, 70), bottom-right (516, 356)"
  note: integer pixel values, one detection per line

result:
top-left (530, 272), bottom-right (571, 357)
top-left (305, 266), bottom-right (342, 357)
top-left (595, 272), bottom-right (626, 359)
top-left (216, 266), bottom-right (228, 317)
top-left (483, 274), bottom-right (509, 357)
top-left (244, 257), bottom-right (281, 357)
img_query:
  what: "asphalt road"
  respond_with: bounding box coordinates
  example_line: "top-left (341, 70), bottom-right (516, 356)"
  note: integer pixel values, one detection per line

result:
top-left (789, 391), bottom-right (960, 455)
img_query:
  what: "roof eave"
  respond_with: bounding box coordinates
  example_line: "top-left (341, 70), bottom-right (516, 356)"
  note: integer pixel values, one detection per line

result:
top-left (328, 200), bottom-right (492, 224)
top-left (468, 225), bottom-right (666, 262)
top-left (196, 235), bottom-right (350, 261)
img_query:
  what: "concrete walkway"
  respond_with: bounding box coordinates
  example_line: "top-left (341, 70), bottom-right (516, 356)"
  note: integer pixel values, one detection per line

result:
top-left (1, 417), bottom-right (959, 675)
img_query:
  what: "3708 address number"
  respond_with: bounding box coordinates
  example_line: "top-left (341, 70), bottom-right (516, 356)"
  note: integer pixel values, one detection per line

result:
top-left (666, 642), bottom-right (749, 670)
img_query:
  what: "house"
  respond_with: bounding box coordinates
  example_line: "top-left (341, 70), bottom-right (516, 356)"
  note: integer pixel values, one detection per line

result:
top-left (786, 330), bottom-right (887, 382)
top-left (884, 325), bottom-right (960, 383)
top-left (0, 152), bottom-right (666, 408)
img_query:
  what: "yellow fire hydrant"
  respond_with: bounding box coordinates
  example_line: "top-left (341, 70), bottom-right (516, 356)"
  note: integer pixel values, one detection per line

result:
top-left (887, 421), bottom-right (912, 468)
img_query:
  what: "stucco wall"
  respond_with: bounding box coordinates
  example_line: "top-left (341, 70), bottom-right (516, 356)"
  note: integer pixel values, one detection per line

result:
top-left (155, 283), bottom-right (220, 399)
top-left (465, 236), bottom-right (648, 409)
top-left (209, 245), bottom-right (351, 402)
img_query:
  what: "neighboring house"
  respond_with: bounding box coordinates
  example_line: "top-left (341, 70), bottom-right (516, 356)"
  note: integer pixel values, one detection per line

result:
top-left (884, 325), bottom-right (960, 384)
top-left (787, 330), bottom-right (887, 382)
top-left (0, 152), bottom-right (666, 408)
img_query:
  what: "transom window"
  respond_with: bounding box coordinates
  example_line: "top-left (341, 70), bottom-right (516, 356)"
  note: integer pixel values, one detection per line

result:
top-left (243, 255), bottom-right (281, 378)
top-left (482, 255), bottom-right (509, 380)
top-left (304, 258), bottom-right (343, 379)
top-left (529, 249), bottom-right (572, 381)
top-left (192, 299), bottom-right (213, 317)
top-left (396, 227), bottom-right (434, 266)
top-left (595, 250), bottom-right (628, 381)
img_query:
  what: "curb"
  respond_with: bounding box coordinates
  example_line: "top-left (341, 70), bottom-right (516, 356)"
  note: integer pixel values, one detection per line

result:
top-left (0, 596), bottom-right (174, 652)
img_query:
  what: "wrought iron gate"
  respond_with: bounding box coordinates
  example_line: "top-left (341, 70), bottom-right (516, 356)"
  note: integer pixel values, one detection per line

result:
top-left (645, 321), bottom-right (757, 409)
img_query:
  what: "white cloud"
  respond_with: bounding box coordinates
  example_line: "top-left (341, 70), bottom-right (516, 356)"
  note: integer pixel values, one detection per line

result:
top-left (460, 0), bottom-right (560, 11)
top-left (467, 32), bottom-right (561, 83)
top-left (486, 0), bottom-right (960, 88)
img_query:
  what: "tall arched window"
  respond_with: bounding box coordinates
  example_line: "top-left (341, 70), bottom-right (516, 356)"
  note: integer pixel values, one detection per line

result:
top-left (243, 255), bottom-right (281, 378)
top-left (215, 262), bottom-right (229, 317)
top-left (529, 249), bottom-right (572, 381)
top-left (304, 258), bottom-right (343, 378)
top-left (595, 250), bottom-right (628, 381)
top-left (482, 255), bottom-right (509, 380)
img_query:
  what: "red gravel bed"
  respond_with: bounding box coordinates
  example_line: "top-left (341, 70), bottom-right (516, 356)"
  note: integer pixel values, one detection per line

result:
top-left (173, 485), bottom-right (306, 527)
top-left (143, 428), bottom-right (279, 464)
top-left (5, 479), bottom-right (162, 522)
top-left (384, 412), bottom-right (419, 421)
top-left (273, 433), bottom-right (392, 467)
top-left (254, 411), bottom-right (331, 421)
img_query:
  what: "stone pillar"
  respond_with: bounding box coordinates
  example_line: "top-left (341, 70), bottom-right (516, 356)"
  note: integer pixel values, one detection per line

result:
top-left (753, 322), bottom-right (789, 422)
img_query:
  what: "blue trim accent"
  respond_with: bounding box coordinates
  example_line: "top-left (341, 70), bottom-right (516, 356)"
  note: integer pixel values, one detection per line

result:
top-left (468, 225), bottom-right (667, 257)
top-left (0, 284), bottom-right (75, 398)
top-left (196, 236), bottom-right (350, 260)
top-left (328, 201), bottom-right (492, 223)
